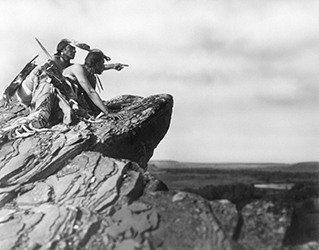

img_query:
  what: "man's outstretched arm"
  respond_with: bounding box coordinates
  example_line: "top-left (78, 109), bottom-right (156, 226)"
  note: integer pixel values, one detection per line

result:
top-left (104, 63), bottom-right (128, 71)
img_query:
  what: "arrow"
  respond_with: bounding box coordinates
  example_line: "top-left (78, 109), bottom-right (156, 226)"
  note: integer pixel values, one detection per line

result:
top-left (35, 37), bottom-right (52, 59)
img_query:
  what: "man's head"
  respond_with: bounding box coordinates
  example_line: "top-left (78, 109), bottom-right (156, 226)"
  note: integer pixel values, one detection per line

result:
top-left (56, 39), bottom-right (76, 60)
top-left (84, 49), bottom-right (106, 75)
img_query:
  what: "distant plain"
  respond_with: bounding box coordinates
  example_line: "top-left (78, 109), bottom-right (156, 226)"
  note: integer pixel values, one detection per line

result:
top-left (148, 160), bottom-right (319, 191)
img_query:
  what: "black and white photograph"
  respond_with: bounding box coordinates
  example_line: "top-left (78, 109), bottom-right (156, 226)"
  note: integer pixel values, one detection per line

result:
top-left (0, 1), bottom-right (318, 249)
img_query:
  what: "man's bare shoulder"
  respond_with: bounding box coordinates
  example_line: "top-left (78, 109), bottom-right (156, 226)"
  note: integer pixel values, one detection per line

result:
top-left (64, 64), bottom-right (85, 75)
top-left (69, 63), bottom-right (84, 70)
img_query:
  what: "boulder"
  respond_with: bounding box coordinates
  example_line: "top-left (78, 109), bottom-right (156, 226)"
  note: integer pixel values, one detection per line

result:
top-left (0, 94), bottom-right (173, 170)
top-left (93, 94), bottom-right (173, 168)
top-left (283, 198), bottom-right (319, 248)
top-left (0, 93), bottom-right (176, 250)
top-left (0, 93), bottom-right (244, 250)
top-left (238, 201), bottom-right (292, 250)
top-left (0, 153), bottom-right (243, 250)
top-left (209, 199), bottom-right (239, 239)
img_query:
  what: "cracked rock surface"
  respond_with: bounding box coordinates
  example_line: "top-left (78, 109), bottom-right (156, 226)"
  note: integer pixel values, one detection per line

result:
top-left (0, 93), bottom-right (240, 250)
top-left (0, 93), bottom-right (317, 250)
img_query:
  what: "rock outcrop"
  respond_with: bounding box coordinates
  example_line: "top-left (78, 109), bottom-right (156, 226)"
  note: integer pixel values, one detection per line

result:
top-left (0, 93), bottom-right (318, 250)
top-left (0, 92), bottom-right (239, 250)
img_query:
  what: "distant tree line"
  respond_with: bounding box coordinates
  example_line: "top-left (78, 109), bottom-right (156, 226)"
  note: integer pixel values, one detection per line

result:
top-left (164, 168), bottom-right (319, 183)
top-left (184, 183), bottom-right (259, 209)
top-left (285, 182), bottom-right (319, 203)
top-left (184, 181), bottom-right (319, 209)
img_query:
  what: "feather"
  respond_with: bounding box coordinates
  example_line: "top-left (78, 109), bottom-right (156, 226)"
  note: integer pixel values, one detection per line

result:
top-left (96, 75), bottom-right (104, 92)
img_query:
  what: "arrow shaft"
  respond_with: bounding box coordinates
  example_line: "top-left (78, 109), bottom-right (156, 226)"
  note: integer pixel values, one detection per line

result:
top-left (35, 38), bottom-right (52, 59)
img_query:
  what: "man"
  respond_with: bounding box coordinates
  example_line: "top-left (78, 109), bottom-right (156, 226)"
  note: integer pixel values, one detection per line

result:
top-left (0, 39), bottom-right (90, 140)
top-left (14, 39), bottom-right (78, 108)
top-left (63, 49), bottom-right (127, 118)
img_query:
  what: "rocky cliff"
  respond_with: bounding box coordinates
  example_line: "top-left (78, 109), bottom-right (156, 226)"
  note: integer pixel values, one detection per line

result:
top-left (0, 94), bottom-right (318, 250)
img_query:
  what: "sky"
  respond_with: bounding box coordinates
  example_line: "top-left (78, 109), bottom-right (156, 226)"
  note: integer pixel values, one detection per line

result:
top-left (0, 0), bottom-right (318, 163)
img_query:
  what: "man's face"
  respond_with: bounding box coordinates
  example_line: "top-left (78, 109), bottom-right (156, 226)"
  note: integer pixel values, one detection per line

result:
top-left (95, 59), bottom-right (104, 75)
top-left (62, 44), bottom-right (76, 59)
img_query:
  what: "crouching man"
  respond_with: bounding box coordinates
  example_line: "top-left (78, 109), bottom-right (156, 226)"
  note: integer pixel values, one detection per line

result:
top-left (63, 49), bottom-right (127, 118)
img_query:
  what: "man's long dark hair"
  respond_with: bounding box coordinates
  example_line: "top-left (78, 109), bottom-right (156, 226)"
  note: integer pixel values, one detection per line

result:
top-left (55, 39), bottom-right (70, 56)
top-left (84, 50), bottom-right (104, 68)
